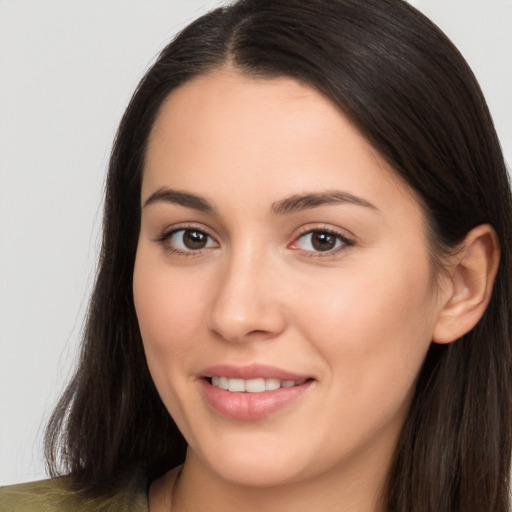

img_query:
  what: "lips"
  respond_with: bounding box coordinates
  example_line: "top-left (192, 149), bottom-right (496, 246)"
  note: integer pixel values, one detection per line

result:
top-left (199, 364), bottom-right (313, 420)
top-left (200, 363), bottom-right (309, 381)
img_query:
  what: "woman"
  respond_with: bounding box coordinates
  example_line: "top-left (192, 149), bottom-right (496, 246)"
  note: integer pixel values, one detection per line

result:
top-left (1, 0), bottom-right (511, 511)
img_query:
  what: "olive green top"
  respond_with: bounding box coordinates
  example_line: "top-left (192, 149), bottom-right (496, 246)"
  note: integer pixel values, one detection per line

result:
top-left (0, 471), bottom-right (148, 512)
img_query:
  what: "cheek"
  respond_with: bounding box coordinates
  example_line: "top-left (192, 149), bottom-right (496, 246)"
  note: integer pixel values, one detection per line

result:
top-left (299, 264), bottom-right (433, 343)
top-left (133, 253), bottom-right (208, 364)
top-left (295, 255), bottom-right (436, 410)
top-left (133, 252), bottom-right (214, 429)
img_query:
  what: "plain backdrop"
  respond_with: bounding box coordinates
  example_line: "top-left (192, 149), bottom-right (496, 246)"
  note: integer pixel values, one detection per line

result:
top-left (0, 0), bottom-right (511, 485)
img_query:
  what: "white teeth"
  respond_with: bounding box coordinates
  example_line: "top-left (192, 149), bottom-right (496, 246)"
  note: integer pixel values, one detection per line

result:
top-left (228, 378), bottom-right (245, 392)
top-left (245, 378), bottom-right (266, 393)
top-left (210, 376), bottom-right (304, 392)
top-left (211, 376), bottom-right (229, 389)
top-left (265, 378), bottom-right (281, 391)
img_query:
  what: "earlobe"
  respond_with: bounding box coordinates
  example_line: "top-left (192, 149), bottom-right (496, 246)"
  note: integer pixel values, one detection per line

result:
top-left (432, 224), bottom-right (500, 344)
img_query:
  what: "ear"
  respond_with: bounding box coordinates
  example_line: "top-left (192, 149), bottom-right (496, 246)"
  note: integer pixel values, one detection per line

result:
top-left (432, 224), bottom-right (500, 344)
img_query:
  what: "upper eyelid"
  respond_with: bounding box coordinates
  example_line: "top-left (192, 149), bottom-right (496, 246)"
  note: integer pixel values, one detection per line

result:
top-left (295, 231), bottom-right (352, 244)
top-left (156, 222), bottom-right (217, 241)
top-left (293, 224), bottom-right (355, 241)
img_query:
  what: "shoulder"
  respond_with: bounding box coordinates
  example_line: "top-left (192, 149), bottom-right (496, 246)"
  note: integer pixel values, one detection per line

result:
top-left (0, 472), bottom-right (148, 512)
top-left (0, 478), bottom-right (81, 512)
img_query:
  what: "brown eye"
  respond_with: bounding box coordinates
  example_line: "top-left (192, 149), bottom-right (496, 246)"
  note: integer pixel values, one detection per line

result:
top-left (311, 232), bottom-right (337, 251)
top-left (293, 230), bottom-right (350, 254)
top-left (183, 230), bottom-right (208, 249)
top-left (167, 229), bottom-right (217, 252)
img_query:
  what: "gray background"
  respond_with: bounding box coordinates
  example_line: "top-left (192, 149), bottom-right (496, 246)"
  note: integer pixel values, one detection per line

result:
top-left (1, 0), bottom-right (510, 485)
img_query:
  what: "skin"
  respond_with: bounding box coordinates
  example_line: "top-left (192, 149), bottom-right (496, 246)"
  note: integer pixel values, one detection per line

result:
top-left (133, 69), bottom-right (495, 512)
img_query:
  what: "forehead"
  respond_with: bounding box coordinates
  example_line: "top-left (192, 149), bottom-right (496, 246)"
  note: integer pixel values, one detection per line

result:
top-left (143, 69), bottom-right (421, 221)
top-left (147, 70), bottom-right (343, 166)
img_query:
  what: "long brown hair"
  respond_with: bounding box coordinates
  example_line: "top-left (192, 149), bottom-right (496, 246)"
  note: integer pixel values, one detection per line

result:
top-left (45, 1), bottom-right (512, 510)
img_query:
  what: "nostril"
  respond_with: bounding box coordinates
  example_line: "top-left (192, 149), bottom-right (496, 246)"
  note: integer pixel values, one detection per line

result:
top-left (247, 329), bottom-right (267, 336)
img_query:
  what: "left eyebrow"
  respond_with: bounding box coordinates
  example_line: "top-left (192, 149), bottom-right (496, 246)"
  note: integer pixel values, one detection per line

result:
top-left (271, 190), bottom-right (379, 215)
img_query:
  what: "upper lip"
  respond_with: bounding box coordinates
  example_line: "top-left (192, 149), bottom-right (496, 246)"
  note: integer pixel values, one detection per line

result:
top-left (199, 363), bottom-right (311, 381)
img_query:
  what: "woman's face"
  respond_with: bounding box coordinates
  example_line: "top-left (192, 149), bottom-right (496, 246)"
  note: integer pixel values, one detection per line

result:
top-left (133, 70), bottom-right (444, 488)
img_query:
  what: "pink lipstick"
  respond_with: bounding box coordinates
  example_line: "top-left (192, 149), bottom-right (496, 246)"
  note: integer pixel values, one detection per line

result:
top-left (199, 364), bottom-right (314, 420)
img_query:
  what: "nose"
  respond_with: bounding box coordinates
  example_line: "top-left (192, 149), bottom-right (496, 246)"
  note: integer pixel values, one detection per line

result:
top-left (206, 247), bottom-right (287, 343)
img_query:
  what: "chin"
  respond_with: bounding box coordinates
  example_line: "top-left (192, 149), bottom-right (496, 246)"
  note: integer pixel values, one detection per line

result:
top-left (189, 439), bottom-right (315, 488)
top-left (210, 458), bottom-right (307, 488)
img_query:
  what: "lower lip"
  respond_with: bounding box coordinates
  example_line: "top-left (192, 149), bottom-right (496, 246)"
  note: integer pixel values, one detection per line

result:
top-left (200, 379), bottom-right (313, 420)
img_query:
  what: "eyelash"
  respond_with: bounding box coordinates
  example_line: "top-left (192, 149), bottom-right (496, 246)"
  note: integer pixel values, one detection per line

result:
top-left (290, 226), bottom-right (354, 258)
top-left (156, 225), bottom-right (354, 258)
top-left (156, 225), bottom-right (218, 257)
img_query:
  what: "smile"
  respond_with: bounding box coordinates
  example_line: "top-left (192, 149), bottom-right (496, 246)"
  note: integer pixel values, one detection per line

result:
top-left (200, 366), bottom-right (314, 420)
top-left (210, 376), bottom-right (307, 393)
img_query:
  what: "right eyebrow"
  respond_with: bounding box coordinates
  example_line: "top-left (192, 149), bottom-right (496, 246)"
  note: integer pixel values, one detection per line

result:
top-left (142, 187), bottom-right (214, 212)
